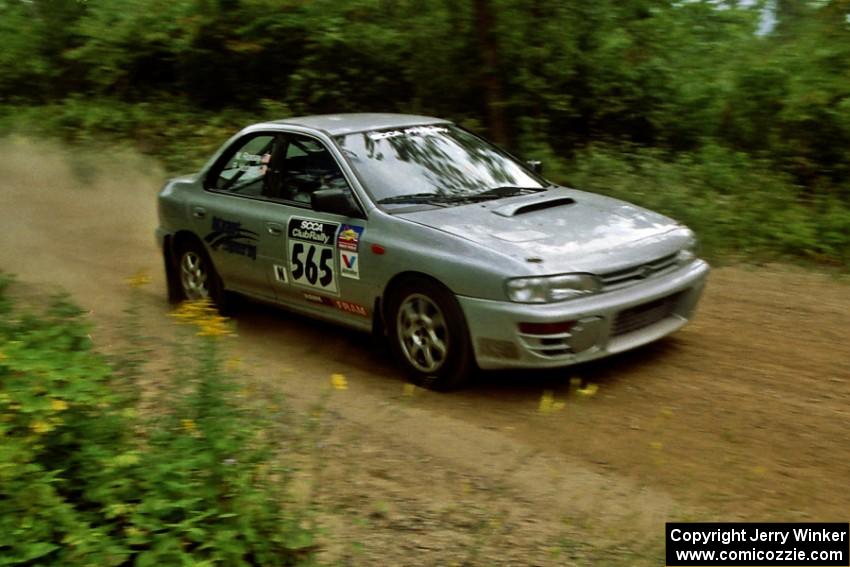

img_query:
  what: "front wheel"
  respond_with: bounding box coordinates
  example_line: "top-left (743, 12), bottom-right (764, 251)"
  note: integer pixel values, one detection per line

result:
top-left (386, 278), bottom-right (474, 391)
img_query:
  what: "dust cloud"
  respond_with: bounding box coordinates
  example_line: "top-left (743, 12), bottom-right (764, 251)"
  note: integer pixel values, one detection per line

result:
top-left (0, 137), bottom-right (169, 315)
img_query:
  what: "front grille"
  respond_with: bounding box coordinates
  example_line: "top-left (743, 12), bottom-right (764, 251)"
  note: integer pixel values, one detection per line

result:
top-left (600, 253), bottom-right (679, 290)
top-left (612, 293), bottom-right (680, 336)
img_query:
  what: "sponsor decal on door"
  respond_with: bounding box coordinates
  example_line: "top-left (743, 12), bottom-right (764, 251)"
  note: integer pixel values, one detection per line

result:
top-left (337, 224), bottom-right (364, 251)
top-left (273, 264), bottom-right (288, 284)
top-left (302, 293), bottom-right (369, 317)
top-left (287, 217), bottom-right (340, 294)
top-left (340, 252), bottom-right (359, 280)
top-left (205, 216), bottom-right (258, 260)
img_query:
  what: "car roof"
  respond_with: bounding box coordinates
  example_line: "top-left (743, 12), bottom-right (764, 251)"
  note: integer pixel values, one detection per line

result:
top-left (264, 113), bottom-right (451, 136)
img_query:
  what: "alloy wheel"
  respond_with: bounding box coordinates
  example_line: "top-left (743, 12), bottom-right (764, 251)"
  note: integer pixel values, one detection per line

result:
top-left (396, 293), bottom-right (450, 373)
top-left (179, 251), bottom-right (209, 300)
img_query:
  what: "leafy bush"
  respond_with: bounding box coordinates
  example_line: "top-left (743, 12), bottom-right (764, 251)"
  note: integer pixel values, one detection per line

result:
top-left (0, 274), bottom-right (315, 565)
top-left (560, 144), bottom-right (850, 267)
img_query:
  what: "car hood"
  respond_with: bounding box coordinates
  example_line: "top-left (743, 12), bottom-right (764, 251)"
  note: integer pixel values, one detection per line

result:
top-left (395, 187), bottom-right (690, 274)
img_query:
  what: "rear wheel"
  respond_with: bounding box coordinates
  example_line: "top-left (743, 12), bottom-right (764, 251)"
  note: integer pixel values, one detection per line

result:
top-left (174, 239), bottom-right (231, 311)
top-left (386, 278), bottom-right (474, 391)
top-left (179, 247), bottom-right (211, 300)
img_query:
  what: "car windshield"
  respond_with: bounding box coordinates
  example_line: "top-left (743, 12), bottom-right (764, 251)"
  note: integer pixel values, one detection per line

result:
top-left (335, 125), bottom-right (546, 205)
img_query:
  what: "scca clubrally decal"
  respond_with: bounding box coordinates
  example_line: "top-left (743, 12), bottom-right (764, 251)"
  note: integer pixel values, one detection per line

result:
top-left (205, 216), bottom-right (258, 260)
top-left (287, 217), bottom-right (340, 294)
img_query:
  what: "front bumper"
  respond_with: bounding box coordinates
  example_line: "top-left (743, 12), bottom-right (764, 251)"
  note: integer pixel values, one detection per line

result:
top-left (458, 259), bottom-right (709, 370)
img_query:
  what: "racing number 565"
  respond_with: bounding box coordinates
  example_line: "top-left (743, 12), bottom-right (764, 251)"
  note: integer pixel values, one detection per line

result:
top-left (291, 242), bottom-right (334, 287)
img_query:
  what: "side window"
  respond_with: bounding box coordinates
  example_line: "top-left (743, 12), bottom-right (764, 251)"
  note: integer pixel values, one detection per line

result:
top-left (209, 134), bottom-right (277, 197)
top-left (267, 134), bottom-right (351, 205)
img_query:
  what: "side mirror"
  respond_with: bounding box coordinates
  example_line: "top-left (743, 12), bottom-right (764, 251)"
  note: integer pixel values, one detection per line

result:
top-left (311, 188), bottom-right (361, 218)
top-left (527, 160), bottom-right (543, 175)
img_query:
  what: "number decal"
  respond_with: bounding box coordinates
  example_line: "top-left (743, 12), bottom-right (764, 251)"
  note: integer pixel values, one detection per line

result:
top-left (287, 217), bottom-right (340, 294)
top-left (305, 245), bottom-right (317, 284)
top-left (291, 242), bottom-right (305, 280)
top-left (319, 248), bottom-right (333, 286)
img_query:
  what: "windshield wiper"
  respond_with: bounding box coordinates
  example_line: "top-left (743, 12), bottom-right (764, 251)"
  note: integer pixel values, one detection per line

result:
top-left (470, 186), bottom-right (546, 200)
top-left (434, 186), bottom-right (547, 203)
top-left (376, 193), bottom-right (450, 205)
top-left (377, 186), bottom-right (546, 206)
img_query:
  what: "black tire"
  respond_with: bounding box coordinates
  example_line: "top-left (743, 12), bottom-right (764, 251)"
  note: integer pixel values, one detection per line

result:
top-left (164, 241), bottom-right (183, 305)
top-left (385, 278), bottom-right (474, 391)
top-left (174, 238), bottom-right (231, 312)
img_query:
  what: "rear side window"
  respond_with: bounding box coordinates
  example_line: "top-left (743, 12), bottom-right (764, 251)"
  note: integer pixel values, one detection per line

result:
top-left (209, 134), bottom-right (277, 197)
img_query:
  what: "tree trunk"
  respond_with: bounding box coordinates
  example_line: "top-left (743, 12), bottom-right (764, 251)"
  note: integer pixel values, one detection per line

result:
top-left (473, 0), bottom-right (508, 145)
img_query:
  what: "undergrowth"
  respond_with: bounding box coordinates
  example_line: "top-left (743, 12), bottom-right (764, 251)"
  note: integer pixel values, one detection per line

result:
top-left (0, 272), bottom-right (317, 566)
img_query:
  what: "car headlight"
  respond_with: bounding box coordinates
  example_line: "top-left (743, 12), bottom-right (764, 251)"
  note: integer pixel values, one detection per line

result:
top-left (505, 273), bottom-right (601, 303)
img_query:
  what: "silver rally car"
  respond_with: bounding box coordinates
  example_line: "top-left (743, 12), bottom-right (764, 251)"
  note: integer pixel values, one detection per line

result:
top-left (157, 113), bottom-right (709, 389)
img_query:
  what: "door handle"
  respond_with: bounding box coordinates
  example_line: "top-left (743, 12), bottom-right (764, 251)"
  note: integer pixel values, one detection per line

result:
top-left (192, 206), bottom-right (207, 219)
top-left (266, 222), bottom-right (283, 236)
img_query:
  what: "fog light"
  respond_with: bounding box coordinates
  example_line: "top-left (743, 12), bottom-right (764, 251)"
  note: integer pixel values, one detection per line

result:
top-left (566, 317), bottom-right (604, 353)
top-left (518, 321), bottom-right (575, 335)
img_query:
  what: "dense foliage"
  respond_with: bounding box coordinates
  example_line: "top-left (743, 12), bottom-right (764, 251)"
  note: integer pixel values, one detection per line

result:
top-left (0, 276), bottom-right (315, 565)
top-left (0, 0), bottom-right (848, 264)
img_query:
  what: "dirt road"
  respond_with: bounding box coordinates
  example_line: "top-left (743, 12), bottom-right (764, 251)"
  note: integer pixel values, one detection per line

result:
top-left (2, 139), bottom-right (849, 565)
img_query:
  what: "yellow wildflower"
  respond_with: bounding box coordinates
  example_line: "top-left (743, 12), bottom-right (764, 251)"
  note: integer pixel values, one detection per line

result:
top-left (50, 398), bottom-right (69, 412)
top-left (330, 373), bottom-right (348, 390)
top-left (576, 383), bottom-right (599, 397)
top-left (197, 316), bottom-right (232, 337)
top-left (170, 299), bottom-right (212, 323)
top-left (539, 390), bottom-right (566, 414)
top-left (126, 270), bottom-right (151, 288)
top-left (30, 420), bottom-right (52, 434)
top-left (181, 418), bottom-right (196, 432)
top-left (649, 441), bottom-right (663, 451)
top-left (170, 300), bottom-right (233, 337)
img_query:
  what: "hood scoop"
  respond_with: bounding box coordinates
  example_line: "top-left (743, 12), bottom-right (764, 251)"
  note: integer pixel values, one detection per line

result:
top-left (492, 196), bottom-right (576, 218)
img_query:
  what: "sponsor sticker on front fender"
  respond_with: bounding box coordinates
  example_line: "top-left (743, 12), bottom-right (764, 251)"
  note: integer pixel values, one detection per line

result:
top-left (340, 251), bottom-right (359, 280)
